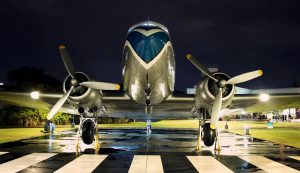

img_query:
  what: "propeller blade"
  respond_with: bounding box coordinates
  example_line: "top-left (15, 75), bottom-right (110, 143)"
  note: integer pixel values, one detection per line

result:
top-left (59, 45), bottom-right (75, 78)
top-left (47, 86), bottom-right (74, 120)
top-left (186, 54), bottom-right (218, 82)
top-left (80, 81), bottom-right (121, 90)
top-left (226, 70), bottom-right (263, 85)
top-left (210, 88), bottom-right (222, 129)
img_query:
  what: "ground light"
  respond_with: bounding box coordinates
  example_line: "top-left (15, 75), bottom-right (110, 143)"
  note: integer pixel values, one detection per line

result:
top-left (243, 125), bottom-right (250, 135)
top-left (30, 91), bottom-right (40, 99)
top-left (259, 93), bottom-right (270, 102)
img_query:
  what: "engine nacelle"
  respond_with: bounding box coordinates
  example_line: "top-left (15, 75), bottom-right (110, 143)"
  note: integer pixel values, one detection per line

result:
top-left (63, 72), bottom-right (102, 115)
top-left (195, 72), bottom-right (235, 113)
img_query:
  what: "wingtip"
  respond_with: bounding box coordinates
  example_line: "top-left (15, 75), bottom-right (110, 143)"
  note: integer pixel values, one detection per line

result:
top-left (116, 84), bottom-right (121, 90)
top-left (59, 44), bottom-right (66, 49)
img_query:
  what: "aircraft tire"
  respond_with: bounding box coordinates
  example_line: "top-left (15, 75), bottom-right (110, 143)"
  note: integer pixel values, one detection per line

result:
top-left (203, 123), bottom-right (216, 146)
top-left (82, 119), bottom-right (95, 145)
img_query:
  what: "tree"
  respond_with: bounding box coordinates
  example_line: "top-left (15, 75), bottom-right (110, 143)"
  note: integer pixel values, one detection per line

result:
top-left (0, 105), bottom-right (71, 126)
top-left (7, 67), bottom-right (61, 92)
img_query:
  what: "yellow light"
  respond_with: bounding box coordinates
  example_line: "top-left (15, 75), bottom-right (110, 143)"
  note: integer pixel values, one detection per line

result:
top-left (30, 91), bottom-right (40, 99)
top-left (210, 124), bottom-right (216, 129)
top-left (116, 84), bottom-right (121, 90)
top-left (59, 45), bottom-right (66, 49)
top-left (186, 54), bottom-right (192, 59)
top-left (259, 93), bottom-right (269, 102)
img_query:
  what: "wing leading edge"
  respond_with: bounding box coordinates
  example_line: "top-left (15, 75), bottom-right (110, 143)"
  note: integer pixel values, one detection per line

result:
top-left (1, 89), bottom-right (300, 119)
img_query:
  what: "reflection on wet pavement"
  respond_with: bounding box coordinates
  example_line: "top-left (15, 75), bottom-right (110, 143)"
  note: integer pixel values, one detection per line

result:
top-left (0, 128), bottom-right (298, 157)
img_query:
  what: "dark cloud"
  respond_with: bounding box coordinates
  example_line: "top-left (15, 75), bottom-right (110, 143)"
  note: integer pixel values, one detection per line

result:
top-left (1, 0), bottom-right (300, 91)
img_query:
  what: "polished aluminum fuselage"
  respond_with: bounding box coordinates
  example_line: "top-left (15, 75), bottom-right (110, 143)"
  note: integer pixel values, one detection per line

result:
top-left (122, 22), bottom-right (175, 105)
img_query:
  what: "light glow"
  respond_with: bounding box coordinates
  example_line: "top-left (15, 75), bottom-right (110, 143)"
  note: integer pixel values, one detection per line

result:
top-left (160, 83), bottom-right (166, 97)
top-left (30, 91), bottom-right (40, 99)
top-left (131, 80), bottom-right (138, 99)
top-left (259, 93), bottom-right (270, 102)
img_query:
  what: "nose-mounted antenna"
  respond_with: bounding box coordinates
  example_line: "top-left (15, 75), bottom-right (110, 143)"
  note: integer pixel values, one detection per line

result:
top-left (147, 15), bottom-right (150, 25)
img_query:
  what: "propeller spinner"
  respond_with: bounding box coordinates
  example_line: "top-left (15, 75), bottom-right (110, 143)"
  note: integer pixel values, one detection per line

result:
top-left (186, 54), bottom-right (263, 129)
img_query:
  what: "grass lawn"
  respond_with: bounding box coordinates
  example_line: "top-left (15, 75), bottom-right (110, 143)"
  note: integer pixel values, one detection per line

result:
top-left (223, 121), bottom-right (300, 148)
top-left (99, 120), bottom-right (199, 129)
top-left (0, 126), bottom-right (74, 144)
top-left (99, 120), bottom-right (300, 129)
top-left (218, 120), bottom-right (300, 129)
top-left (229, 128), bottom-right (300, 148)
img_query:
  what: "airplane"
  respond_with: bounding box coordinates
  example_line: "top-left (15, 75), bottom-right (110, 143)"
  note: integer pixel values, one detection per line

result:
top-left (1, 21), bottom-right (300, 154)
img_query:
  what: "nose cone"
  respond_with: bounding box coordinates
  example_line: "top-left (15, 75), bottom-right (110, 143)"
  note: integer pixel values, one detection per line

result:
top-left (126, 21), bottom-right (171, 63)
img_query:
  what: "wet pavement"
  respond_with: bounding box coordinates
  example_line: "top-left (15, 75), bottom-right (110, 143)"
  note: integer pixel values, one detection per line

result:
top-left (0, 128), bottom-right (299, 172)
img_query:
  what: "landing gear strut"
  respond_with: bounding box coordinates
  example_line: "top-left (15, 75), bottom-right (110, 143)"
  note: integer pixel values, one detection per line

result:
top-left (75, 115), bottom-right (82, 155)
top-left (195, 120), bottom-right (202, 152)
top-left (94, 117), bottom-right (100, 154)
top-left (214, 128), bottom-right (221, 152)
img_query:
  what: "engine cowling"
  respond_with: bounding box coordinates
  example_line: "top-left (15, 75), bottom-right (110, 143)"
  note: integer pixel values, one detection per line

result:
top-left (63, 72), bottom-right (102, 114)
top-left (195, 72), bottom-right (235, 113)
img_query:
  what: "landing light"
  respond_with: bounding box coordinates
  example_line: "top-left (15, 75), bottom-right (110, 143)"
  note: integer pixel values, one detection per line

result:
top-left (259, 93), bottom-right (270, 102)
top-left (31, 91), bottom-right (40, 99)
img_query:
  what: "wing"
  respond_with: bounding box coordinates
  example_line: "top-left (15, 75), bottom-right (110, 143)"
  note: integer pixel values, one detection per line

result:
top-left (0, 91), bottom-right (195, 120)
top-left (102, 94), bottom-right (195, 120)
top-left (0, 91), bottom-right (78, 115)
top-left (100, 91), bottom-right (300, 119)
top-left (2, 88), bottom-right (300, 119)
top-left (231, 93), bottom-right (300, 113)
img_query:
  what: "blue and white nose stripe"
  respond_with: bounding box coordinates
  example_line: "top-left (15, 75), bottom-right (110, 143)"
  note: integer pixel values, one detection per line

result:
top-left (127, 29), bottom-right (170, 64)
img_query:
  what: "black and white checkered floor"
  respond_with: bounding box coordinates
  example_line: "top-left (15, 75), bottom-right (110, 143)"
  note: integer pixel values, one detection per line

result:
top-left (0, 152), bottom-right (299, 172)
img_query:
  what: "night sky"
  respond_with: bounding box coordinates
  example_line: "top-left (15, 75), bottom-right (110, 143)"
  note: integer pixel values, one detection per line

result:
top-left (1, 0), bottom-right (300, 91)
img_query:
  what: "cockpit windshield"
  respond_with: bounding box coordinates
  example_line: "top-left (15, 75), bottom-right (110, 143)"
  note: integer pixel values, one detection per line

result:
top-left (127, 31), bottom-right (170, 63)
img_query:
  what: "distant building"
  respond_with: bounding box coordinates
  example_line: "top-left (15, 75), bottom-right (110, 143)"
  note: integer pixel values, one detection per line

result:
top-left (187, 85), bottom-right (300, 95)
top-left (187, 85), bottom-right (197, 94)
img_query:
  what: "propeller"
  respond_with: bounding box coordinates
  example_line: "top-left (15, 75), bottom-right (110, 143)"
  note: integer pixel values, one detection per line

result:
top-left (47, 45), bottom-right (120, 120)
top-left (47, 86), bottom-right (74, 120)
top-left (186, 54), bottom-right (262, 129)
top-left (80, 81), bottom-right (120, 90)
